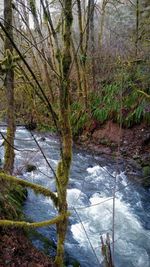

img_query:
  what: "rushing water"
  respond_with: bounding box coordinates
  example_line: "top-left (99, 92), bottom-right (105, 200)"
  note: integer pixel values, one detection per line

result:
top-left (0, 127), bottom-right (150, 267)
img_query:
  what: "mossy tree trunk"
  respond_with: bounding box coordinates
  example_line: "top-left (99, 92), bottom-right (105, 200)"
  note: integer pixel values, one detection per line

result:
top-left (98, 0), bottom-right (108, 49)
top-left (54, 0), bottom-right (73, 266)
top-left (76, 0), bottom-right (88, 107)
top-left (3, 0), bottom-right (15, 174)
top-left (135, 0), bottom-right (140, 57)
top-left (89, 0), bottom-right (96, 90)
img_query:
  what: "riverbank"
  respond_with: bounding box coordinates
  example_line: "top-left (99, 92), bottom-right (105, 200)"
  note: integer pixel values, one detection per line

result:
top-left (76, 121), bottom-right (150, 186)
top-left (0, 181), bottom-right (53, 267)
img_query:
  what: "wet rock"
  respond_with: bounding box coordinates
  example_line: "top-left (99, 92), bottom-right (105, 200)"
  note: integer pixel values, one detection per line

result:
top-left (142, 133), bottom-right (150, 145)
top-left (26, 164), bottom-right (37, 172)
top-left (126, 159), bottom-right (142, 172)
top-left (98, 147), bottom-right (112, 155)
top-left (39, 137), bottom-right (46, 142)
top-left (120, 148), bottom-right (127, 156)
top-left (132, 154), bottom-right (141, 160)
top-left (25, 122), bottom-right (37, 131)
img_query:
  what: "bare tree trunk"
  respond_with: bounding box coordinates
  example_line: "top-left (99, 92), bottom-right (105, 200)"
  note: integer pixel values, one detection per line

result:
top-left (4, 0), bottom-right (15, 174)
top-left (135, 0), bottom-right (140, 57)
top-left (98, 0), bottom-right (108, 49)
top-left (71, 38), bottom-right (82, 98)
top-left (89, 0), bottom-right (96, 90)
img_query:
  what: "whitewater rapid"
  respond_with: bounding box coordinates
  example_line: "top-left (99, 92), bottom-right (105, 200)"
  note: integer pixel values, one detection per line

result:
top-left (0, 127), bottom-right (150, 267)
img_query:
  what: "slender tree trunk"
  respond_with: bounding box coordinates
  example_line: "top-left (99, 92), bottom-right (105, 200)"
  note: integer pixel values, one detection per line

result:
top-left (54, 0), bottom-right (73, 266)
top-left (71, 37), bottom-right (82, 98)
top-left (76, 0), bottom-right (88, 107)
top-left (89, 0), bottom-right (96, 90)
top-left (135, 0), bottom-right (140, 57)
top-left (99, 0), bottom-right (108, 49)
top-left (4, 0), bottom-right (15, 174)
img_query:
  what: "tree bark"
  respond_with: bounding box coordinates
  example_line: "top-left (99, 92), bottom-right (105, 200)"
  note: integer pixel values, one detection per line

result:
top-left (3, 0), bottom-right (15, 174)
top-left (54, 0), bottom-right (73, 266)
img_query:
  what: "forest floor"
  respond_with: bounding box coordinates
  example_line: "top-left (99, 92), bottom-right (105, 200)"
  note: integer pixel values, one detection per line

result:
top-left (0, 121), bottom-right (150, 267)
top-left (0, 227), bottom-right (54, 267)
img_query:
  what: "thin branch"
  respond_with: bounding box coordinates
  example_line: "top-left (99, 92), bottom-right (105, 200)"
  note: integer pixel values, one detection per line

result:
top-left (0, 18), bottom-right (60, 137)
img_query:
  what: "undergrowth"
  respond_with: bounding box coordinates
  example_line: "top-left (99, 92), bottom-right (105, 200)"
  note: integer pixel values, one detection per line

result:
top-left (90, 61), bottom-right (150, 128)
top-left (0, 181), bottom-right (27, 220)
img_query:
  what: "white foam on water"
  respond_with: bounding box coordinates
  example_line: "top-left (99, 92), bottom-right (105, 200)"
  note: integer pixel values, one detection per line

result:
top-left (86, 165), bottom-right (109, 186)
top-left (87, 165), bottom-right (103, 174)
top-left (67, 188), bottom-right (88, 207)
top-left (71, 194), bottom-right (150, 267)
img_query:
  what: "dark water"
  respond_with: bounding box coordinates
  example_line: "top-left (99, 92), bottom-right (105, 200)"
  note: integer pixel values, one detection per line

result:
top-left (0, 127), bottom-right (150, 267)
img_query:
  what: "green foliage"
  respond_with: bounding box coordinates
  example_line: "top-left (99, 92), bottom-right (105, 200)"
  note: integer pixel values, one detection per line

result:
top-left (70, 102), bottom-right (88, 136)
top-left (0, 50), bottom-right (20, 76)
top-left (37, 123), bottom-right (57, 133)
top-left (90, 62), bottom-right (150, 128)
top-left (90, 84), bottom-right (121, 124)
top-left (0, 183), bottom-right (27, 220)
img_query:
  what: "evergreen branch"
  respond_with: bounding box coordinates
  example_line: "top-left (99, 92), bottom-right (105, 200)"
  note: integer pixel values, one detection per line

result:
top-left (0, 172), bottom-right (58, 206)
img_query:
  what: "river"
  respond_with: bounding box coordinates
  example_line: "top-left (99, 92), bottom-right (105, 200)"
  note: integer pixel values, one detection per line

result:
top-left (0, 127), bottom-right (150, 267)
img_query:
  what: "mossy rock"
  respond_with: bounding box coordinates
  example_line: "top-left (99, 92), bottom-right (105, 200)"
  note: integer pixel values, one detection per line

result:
top-left (142, 166), bottom-right (150, 187)
top-left (26, 164), bottom-right (37, 172)
top-left (142, 166), bottom-right (150, 177)
top-left (99, 138), bottom-right (111, 146)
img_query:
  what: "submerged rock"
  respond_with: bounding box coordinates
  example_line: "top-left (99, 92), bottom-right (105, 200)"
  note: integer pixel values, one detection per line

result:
top-left (26, 164), bottom-right (37, 172)
top-left (25, 122), bottom-right (37, 131)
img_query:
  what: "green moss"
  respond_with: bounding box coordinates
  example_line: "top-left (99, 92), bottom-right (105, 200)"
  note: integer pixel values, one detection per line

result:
top-left (4, 126), bottom-right (15, 174)
top-left (0, 213), bottom-right (69, 228)
top-left (0, 172), bottom-right (58, 207)
top-left (29, 0), bottom-right (37, 17)
top-left (142, 165), bottom-right (150, 177)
